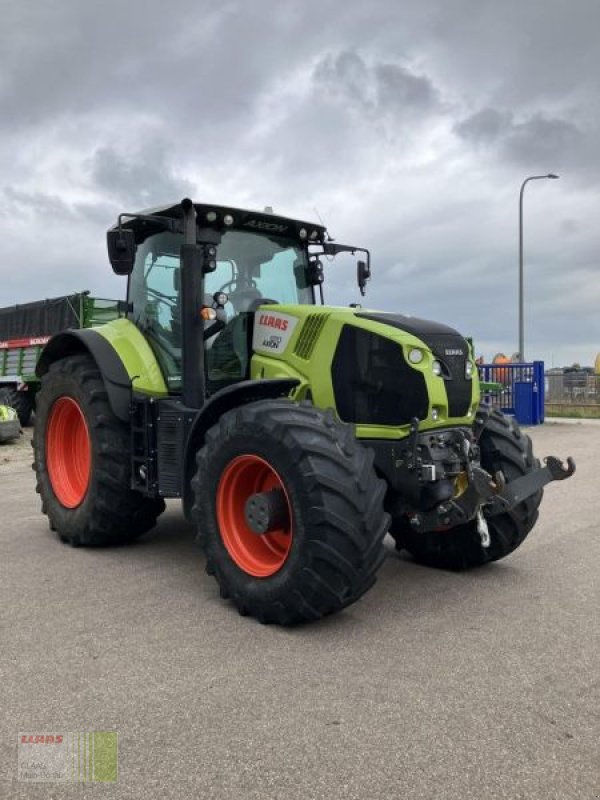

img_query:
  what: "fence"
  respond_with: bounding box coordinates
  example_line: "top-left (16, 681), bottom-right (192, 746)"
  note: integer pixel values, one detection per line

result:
top-left (545, 370), bottom-right (600, 416)
top-left (478, 361), bottom-right (544, 425)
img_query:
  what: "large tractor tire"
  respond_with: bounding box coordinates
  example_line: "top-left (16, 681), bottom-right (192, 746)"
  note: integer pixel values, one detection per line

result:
top-left (192, 399), bottom-right (389, 625)
top-left (391, 407), bottom-right (542, 570)
top-left (0, 386), bottom-right (34, 427)
top-left (33, 354), bottom-right (165, 546)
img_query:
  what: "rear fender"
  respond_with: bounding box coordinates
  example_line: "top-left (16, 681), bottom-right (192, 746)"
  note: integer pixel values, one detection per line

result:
top-left (36, 329), bottom-right (133, 421)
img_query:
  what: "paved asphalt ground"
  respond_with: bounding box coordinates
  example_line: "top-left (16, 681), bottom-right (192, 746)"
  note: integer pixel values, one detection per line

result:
top-left (0, 422), bottom-right (598, 799)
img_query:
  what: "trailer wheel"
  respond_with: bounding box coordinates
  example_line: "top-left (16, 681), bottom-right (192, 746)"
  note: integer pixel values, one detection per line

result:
top-left (0, 387), bottom-right (34, 427)
top-left (391, 407), bottom-right (542, 569)
top-left (192, 400), bottom-right (389, 625)
top-left (33, 354), bottom-right (164, 545)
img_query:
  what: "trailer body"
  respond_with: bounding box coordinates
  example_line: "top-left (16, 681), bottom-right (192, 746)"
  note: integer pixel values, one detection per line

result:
top-left (0, 293), bottom-right (121, 424)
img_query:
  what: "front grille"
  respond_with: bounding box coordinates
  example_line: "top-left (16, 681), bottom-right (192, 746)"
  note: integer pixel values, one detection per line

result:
top-left (294, 313), bottom-right (330, 360)
top-left (332, 326), bottom-right (429, 425)
top-left (426, 333), bottom-right (473, 417)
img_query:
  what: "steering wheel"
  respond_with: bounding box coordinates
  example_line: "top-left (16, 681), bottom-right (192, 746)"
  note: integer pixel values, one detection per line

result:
top-left (246, 298), bottom-right (278, 313)
top-left (218, 278), bottom-right (257, 295)
top-left (147, 287), bottom-right (177, 307)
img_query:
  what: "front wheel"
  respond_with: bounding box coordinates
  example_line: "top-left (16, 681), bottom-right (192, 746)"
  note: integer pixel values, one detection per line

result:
top-left (391, 407), bottom-right (542, 569)
top-left (192, 400), bottom-right (389, 625)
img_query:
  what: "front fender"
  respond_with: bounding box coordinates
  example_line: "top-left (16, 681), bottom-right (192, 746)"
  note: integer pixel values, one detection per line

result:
top-left (182, 378), bottom-right (299, 520)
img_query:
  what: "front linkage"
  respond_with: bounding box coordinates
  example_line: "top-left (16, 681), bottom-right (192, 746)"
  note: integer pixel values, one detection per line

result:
top-left (379, 407), bottom-right (575, 544)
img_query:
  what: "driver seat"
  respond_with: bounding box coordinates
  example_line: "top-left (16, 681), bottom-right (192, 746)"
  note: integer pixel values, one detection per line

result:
top-left (206, 294), bottom-right (278, 393)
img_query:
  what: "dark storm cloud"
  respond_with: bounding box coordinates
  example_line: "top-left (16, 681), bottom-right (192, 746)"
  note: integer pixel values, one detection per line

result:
top-left (505, 115), bottom-right (583, 165)
top-left (314, 51), bottom-right (440, 117)
top-left (454, 109), bottom-right (514, 144)
top-left (455, 108), bottom-right (585, 173)
top-left (1, 187), bottom-right (75, 220)
top-left (1, 184), bottom-right (120, 229)
top-left (375, 62), bottom-right (439, 112)
top-left (90, 143), bottom-right (195, 208)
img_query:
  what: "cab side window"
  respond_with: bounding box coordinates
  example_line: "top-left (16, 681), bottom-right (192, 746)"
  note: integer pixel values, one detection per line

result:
top-left (128, 233), bottom-right (182, 388)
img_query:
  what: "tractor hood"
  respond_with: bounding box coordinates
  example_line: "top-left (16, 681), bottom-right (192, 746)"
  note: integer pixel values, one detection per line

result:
top-left (355, 311), bottom-right (473, 419)
top-left (250, 305), bottom-right (478, 433)
top-left (356, 311), bottom-right (462, 339)
top-left (356, 311), bottom-right (470, 361)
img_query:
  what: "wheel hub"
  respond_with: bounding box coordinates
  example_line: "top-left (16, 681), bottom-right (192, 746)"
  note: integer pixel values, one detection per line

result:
top-left (244, 488), bottom-right (289, 534)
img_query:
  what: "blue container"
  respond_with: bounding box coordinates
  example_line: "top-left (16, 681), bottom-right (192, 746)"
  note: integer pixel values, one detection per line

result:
top-left (514, 381), bottom-right (534, 425)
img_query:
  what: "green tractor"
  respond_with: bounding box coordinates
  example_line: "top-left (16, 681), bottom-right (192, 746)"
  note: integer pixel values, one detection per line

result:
top-left (32, 200), bottom-right (575, 624)
top-left (0, 403), bottom-right (20, 443)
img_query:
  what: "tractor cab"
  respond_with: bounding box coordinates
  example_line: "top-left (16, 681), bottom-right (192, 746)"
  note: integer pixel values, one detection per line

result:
top-left (107, 200), bottom-right (369, 397)
top-left (126, 225), bottom-right (315, 392)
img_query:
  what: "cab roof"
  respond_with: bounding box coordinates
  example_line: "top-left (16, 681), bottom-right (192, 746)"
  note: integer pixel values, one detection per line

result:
top-left (109, 201), bottom-right (327, 245)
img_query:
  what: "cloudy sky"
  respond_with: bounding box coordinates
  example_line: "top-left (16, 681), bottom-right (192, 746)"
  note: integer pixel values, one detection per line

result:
top-left (1, 0), bottom-right (599, 366)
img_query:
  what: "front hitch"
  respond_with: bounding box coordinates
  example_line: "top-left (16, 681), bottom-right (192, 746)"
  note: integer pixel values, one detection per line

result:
top-left (486, 455), bottom-right (576, 515)
top-left (406, 454), bottom-right (575, 534)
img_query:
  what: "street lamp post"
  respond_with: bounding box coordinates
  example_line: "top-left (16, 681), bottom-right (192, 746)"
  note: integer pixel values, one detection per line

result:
top-left (518, 173), bottom-right (559, 362)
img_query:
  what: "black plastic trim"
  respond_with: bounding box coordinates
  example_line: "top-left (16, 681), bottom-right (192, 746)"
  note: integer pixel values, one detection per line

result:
top-left (36, 329), bottom-right (132, 421)
top-left (357, 312), bottom-right (472, 417)
top-left (357, 312), bottom-right (461, 338)
top-left (182, 378), bottom-right (299, 519)
top-left (332, 325), bottom-right (429, 425)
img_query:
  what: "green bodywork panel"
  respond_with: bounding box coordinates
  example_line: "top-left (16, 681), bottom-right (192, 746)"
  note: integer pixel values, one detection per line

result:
top-left (0, 404), bottom-right (18, 421)
top-left (251, 304), bottom-right (480, 440)
top-left (94, 318), bottom-right (168, 396)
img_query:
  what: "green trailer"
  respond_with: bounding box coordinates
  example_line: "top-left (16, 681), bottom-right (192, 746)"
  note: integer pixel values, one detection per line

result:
top-left (0, 292), bottom-right (122, 425)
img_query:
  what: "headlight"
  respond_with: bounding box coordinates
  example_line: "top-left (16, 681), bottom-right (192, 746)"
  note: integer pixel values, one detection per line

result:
top-left (431, 408), bottom-right (439, 421)
top-left (465, 360), bottom-right (474, 379)
top-left (408, 348), bottom-right (424, 364)
top-left (432, 360), bottom-right (442, 376)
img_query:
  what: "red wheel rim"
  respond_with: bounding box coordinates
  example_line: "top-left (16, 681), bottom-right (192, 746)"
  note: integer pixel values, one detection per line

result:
top-left (216, 454), bottom-right (292, 577)
top-left (46, 396), bottom-right (91, 508)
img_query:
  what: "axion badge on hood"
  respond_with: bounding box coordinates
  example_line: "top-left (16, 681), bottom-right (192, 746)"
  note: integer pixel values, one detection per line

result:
top-left (252, 311), bottom-right (299, 355)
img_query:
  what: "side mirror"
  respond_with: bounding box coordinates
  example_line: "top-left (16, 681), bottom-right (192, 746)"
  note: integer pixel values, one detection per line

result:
top-left (107, 229), bottom-right (136, 275)
top-left (357, 259), bottom-right (370, 296)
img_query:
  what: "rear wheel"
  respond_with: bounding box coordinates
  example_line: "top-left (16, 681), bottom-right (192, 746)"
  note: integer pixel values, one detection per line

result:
top-left (192, 400), bottom-right (389, 625)
top-left (391, 407), bottom-right (542, 569)
top-left (0, 386), bottom-right (34, 427)
top-left (33, 354), bottom-right (165, 545)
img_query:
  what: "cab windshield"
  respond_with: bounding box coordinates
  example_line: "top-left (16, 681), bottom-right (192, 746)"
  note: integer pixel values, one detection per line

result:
top-left (207, 229), bottom-right (313, 318)
top-left (128, 229), bottom-right (313, 391)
